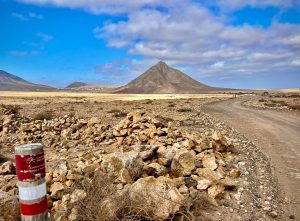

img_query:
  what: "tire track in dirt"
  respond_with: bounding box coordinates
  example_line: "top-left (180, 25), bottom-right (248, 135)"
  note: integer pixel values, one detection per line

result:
top-left (203, 97), bottom-right (300, 220)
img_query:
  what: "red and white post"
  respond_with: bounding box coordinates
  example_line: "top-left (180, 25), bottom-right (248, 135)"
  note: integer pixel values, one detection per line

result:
top-left (15, 143), bottom-right (48, 221)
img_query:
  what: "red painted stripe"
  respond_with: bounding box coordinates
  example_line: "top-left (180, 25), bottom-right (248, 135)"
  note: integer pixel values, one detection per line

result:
top-left (20, 197), bottom-right (48, 215)
top-left (15, 153), bottom-right (45, 181)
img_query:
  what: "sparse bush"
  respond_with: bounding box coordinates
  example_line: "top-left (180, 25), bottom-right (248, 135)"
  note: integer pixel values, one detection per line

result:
top-left (258, 99), bottom-right (266, 102)
top-left (33, 111), bottom-right (53, 120)
top-left (155, 115), bottom-right (174, 124)
top-left (177, 108), bottom-right (192, 112)
top-left (143, 99), bottom-right (153, 104)
top-left (107, 109), bottom-right (122, 114)
top-left (76, 172), bottom-right (152, 221)
top-left (1, 104), bottom-right (21, 115)
top-left (290, 104), bottom-right (300, 111)
top-left (113, 112), bottom-right (127, 118)
top-left (168, 103), bottom-right (175, 108)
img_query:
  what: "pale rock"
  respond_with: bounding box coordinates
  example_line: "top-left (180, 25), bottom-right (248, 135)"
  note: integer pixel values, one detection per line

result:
top-left (88, 117), bottom-right (101, 126)
top-left (129, 176), bottom-right (186, 220)
top-left (178, 185), bottom-right (189, 194)
top-left (0, 161), bottom-right (14, 175)
top-left (117, 168), bottom-right (133, 184)
top-left (182, 139), bottom-right (195, 150)
top-left (171, 149), bottom-right (195, 177)
top-left (2, 115), bottom-right (12, 125)
top-left (202, 155), bottom-right (218, 170)
top-left (101, 151), bottom-right (144, 180)
top-left (53, 161), bottom-right (68, 178)
top-left (208, 184), bottom-right (225, 199)
top-left (68, 208), bottom-right (78, 221)
top-left (196, 178), bottom-right (212, 190)
top-left (70, 189), bottom-right (87, 203)
top-left (144, 163), bottom-right (166, 177)
top-left (157, 146), bottom-right (176, 166)
top-left (228, 168), bottom-right (241, 178)
top-left (196, 168), bottom-right (224, 182)
top-left (50, 182), bottom-right (65, 200)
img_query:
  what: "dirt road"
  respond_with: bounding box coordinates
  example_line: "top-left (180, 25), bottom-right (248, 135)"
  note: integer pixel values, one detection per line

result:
top-left (203, 97), bottom-right (300, 219)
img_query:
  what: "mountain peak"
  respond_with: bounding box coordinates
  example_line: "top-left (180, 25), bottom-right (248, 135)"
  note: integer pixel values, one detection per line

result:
top-left (154, 61), bottom-right (168, 68)
top-left (114, 62), bottom-right (215, 93)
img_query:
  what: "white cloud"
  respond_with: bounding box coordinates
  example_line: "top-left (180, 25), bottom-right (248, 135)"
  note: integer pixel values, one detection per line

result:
top-left (18, 0), bottom-right (187, 14)
top-left (16, 0), bottom-right (300, 82)
top-left (212, 0), bottom-right (295, 10)
top-left (36, 32), bottom-right (53, 42)
top-left (11, 13), bottom-right (28, 21)
top-left (211, 61), bottom-right (225, 68)
top-left (7, 50), bottom-right (40, 56)
top-left (96, 3), bottom-right (300, 79)
top-left (11, 12), bottom-right (43, 21)
top-left (29, 12), bottom-right (43, 19)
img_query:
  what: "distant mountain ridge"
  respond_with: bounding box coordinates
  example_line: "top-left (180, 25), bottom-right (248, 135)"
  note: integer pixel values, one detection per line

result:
top-left (0, 70), bottom-right (56, 91)
top-left (113, 61), bottom-right (218, 93)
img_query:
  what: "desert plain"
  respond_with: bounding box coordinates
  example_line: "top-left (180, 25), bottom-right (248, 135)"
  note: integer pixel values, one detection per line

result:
top-left (0, 91), bottom-right (300, 221)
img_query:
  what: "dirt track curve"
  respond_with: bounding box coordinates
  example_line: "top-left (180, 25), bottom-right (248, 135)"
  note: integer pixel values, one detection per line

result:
top-left (203, 97), bottom-right (300, 219)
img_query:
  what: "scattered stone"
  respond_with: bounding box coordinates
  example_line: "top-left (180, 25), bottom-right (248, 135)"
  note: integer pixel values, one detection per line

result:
top-left (0, 161), bottom-right (14, 175)
top-left (202, 155), bottom-right (218, 170)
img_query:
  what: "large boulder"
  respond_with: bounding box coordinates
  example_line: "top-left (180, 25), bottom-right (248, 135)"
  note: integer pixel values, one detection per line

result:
top-left (129, 176), bottom-right (186, 220)
top-left (171, 149), bottom-right (195, 177)
top-left (101, 151), bottom-right (144, 180)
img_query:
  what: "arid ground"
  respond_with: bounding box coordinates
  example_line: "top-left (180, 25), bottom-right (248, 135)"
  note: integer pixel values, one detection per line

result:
top-left (0, 91), bottom-right (299, 221)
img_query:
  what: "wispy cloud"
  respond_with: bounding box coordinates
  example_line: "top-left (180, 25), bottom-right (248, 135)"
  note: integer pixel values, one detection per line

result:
top-left (36, 32), bottom-right (53, 42)
top-left (8, 32), bottom-right (53, 57)
top-left (7, 50), bottom-right (40, 56)
top-left (11, 13), bottom-right (28, 21)
top-left (11, 12), bottom-right (43, 21)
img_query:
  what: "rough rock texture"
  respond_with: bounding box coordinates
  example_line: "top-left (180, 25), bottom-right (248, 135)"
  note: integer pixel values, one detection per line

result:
top-left (0, 107), bottom-right (278, 220)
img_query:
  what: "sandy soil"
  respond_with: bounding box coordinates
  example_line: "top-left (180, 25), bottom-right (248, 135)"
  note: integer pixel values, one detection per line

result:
top-left (203, 97), bottom-right (300, 219)
top-left (0, 91), bottom-right (233, 101)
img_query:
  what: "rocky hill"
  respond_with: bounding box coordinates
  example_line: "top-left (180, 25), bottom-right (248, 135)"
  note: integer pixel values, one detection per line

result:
top-left (65, 82), bottom-right (88, 89)
top-left (114, 61), bottom-right (218, 94)
top-left (0, 70), bottom-right (56, 91)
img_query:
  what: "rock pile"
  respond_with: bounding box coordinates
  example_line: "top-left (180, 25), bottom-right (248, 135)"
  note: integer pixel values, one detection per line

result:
top-left (0, 111), bottom-right (240, 220)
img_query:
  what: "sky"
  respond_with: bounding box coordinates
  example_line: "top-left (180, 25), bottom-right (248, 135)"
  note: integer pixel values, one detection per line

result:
top-left (0, 0), bottom-right (300, 89)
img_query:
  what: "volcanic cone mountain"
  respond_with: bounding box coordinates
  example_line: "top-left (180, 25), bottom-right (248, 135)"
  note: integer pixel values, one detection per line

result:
top-left (0, 70), bottom-right (56, 91)
top-left (114, 61), bottom-right (216, 94)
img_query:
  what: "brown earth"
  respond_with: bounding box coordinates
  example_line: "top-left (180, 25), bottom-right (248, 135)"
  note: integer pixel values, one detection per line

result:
top-left (203, 96), bottom-right (300, 220)
top-left (0, 93), bottom-right (293, 220)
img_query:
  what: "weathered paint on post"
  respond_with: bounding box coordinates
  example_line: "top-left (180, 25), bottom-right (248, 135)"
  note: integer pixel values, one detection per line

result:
top-left (15, 143), bottom-right (48, 221)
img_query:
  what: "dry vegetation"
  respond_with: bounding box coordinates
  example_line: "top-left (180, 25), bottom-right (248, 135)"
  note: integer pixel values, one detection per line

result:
top-left (0, 92), bottom-right (284, 221)
top-left (244, 93), bottom-right (300, 111)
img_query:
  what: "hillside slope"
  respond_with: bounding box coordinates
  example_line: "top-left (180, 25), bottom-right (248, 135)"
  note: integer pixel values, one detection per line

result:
top-left (0, 70), bottom-right (56, 91)
top-left (113, 61), bottom-right (217, 94)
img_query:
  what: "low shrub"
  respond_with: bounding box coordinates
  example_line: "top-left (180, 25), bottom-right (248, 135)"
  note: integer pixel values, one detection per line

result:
top-left (177, 108), bottom-right (192, 112)
top-left (33, 111), bottom-right (53, 120)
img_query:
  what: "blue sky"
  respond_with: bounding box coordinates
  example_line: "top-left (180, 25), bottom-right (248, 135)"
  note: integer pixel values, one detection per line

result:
top-left (0, 0), bottom-right (299, 89)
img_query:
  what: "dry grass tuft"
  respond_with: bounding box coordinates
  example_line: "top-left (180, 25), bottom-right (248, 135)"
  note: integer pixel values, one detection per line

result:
top-left (33, 110), bottom-right (54, 120)
top-left (75, 171), bottom-right (153, 221)
top-left (177, 108), bottom-right (192, 113)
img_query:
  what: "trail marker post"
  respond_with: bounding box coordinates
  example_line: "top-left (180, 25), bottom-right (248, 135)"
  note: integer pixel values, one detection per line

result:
top-left (15, 143), bottom-right (48, 221)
